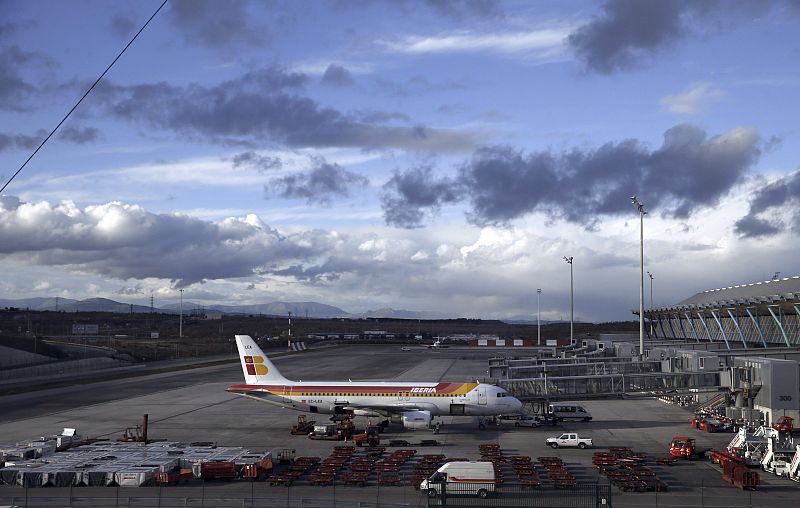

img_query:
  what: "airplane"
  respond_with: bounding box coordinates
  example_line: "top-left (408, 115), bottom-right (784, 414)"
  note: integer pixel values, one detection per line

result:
top-left (226, 335), bottom-right (522, 429)
top-left (427, 338), bottom-right (449, 349)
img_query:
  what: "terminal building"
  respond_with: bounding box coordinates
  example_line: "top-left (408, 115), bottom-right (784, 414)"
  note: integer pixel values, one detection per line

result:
top-left (644, 276), bottom-right (800, 348)
top-left (490, 276), bottom-right (800, 429)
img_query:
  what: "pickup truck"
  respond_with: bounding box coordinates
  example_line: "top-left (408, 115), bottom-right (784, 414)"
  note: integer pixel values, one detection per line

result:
top-left (546, 433), bottom-right (593, 449)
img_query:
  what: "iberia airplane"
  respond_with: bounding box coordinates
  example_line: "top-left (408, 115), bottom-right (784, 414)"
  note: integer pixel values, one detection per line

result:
top-left (226, 335), bottom-right (522, 429)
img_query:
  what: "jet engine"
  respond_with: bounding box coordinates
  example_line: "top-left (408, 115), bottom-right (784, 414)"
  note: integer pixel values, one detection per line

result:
top-left (400, 410), bottom-right (432, 430)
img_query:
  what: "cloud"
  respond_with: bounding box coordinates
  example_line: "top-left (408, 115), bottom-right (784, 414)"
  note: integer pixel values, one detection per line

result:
top-left (0, 129), bottom-right (46, 151)
top-left (59, 126), bottom-right (101, 144)
top-left (167, 0), bottom-right (267, 49)
top-left (232, 151), bottom-right (283, 172)
top-left (382, 124), bottom-right (763, 227)
top-left (108, 14), bottom-right (137, 38)
top-left (380, 28), bottom-right (570, 59)
top-left (0, 197), bottom-right (348, 287)
top-left (321, 64), bottom-right (354, 87)
top-left (660, 81), bottom-right (726, 114)
top-left (381, 165), bottom-right (464, 228)
top-left (116, 284), bottom-right (144, 295)
top-left (266, 159), bottom-right (369, 204)
top-left (0, 46), bottom-right (46, 111)
top-left (735, 171), bottom-right (800, 237)
top-left (567, 0), bottom-right (790, 74)
top-left (420, 0), bottom-right (504, 19)
top-left (96, 66), bottom-right (479, 152)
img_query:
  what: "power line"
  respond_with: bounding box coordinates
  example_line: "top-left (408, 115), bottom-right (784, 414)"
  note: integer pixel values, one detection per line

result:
top-left (0, 0), bottom-right (170, 194)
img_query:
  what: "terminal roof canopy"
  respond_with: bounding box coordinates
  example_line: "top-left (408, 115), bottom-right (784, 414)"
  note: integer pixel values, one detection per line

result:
top-left (674, 277), bottom-right (800, 307)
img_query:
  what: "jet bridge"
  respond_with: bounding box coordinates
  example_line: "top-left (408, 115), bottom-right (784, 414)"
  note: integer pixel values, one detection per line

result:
top-left (500, 371), bottom-right (721, 401)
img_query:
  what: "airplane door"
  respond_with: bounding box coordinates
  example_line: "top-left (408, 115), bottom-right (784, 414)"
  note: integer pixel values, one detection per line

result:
top-left (478, 386), bottom-right (487, 405)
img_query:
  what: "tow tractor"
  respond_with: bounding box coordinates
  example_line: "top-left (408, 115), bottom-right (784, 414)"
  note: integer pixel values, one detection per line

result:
top-left (773, 416), bottom-right (794, 434)
top-left (352, 423), bottom-right (380, 447)
top-left (669, 436), bottom-right (707, 460)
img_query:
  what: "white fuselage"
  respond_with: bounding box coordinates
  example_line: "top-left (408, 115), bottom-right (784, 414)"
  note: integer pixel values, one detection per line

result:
top-left (227, 380), bottom-right (521, 417)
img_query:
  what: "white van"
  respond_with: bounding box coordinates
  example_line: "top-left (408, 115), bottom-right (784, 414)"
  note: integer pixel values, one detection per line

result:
top-left (548, 404), bottom-right (592, 421)
top-left (420, 461), bottom-right (496, 499)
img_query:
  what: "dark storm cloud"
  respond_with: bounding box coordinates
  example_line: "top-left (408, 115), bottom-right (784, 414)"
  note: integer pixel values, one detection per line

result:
top-left (168, 0), bottom-right (268, 49)
top-left (0, 129), bottom-right (46, 151)
top-left (321, 64), bottom-right (354, 87)
top-left (97, 66), bottom-right (478, 151)
top-left (735, 171), bottom-right (800, 238)
top-left (59, 126), bottom-right (101, 144)
top-left (0, 46), bottom-right (42, 111)
top-left (232, 151), bottom-right (283, 172)
top-left (382, 124), bottom-right (762, 228)
top-left (266, 160), bottom-right (369, 204)
top-left (381, 165), bottom-right (465, 228)
top-left (568, 0), bottom-right (788, 74)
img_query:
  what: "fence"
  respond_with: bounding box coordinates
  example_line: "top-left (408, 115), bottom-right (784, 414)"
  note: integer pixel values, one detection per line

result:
top-left (0, 479), bottom-right (787, 508)
top-left (425, 483), bottom-right (611, 507)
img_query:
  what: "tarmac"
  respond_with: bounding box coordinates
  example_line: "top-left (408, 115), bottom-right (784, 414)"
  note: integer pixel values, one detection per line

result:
top-left (1, 344), bottom-right (798, 507)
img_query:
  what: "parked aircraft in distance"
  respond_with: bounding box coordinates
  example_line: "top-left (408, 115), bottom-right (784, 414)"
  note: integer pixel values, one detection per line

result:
top-left (227, 335), bottom-right (522, 429)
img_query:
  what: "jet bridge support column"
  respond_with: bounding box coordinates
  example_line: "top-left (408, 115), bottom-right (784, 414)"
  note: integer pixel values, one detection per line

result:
top-left (726, 308), bottom-right (748, 349)
top-left (710, 309), bottom-right (731, 350)
top-left (745, 307), bottom-right (768, 348)
top-left (767, 305), bottom-right (792, 347)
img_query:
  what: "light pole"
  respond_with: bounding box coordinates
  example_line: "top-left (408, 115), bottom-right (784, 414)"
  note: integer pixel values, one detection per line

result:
top-left (537, 288), bottom-right (542, 346)
top-left (631, 196), bottom-right (646, 358)
top-left (563, 256), bottom-right (573, 345)
top-left (179, 289), bottom-right (184, 338)
top-left (647, 271), bottom-right (654, 336)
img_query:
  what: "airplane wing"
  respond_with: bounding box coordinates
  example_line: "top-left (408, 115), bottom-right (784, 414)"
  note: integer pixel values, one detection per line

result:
top-left (341, 401), bottom-right (439, 416)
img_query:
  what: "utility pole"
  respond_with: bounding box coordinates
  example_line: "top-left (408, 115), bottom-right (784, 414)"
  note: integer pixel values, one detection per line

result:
top-left (631, 196), bottom-right (647, 359)
top-left (179, 289), bottom-right (184, 338)
top-left (647, 271), bottom-right (654, 336)
top-left (562, 257), bottom-right (574, 345)
top-left (537, 288), bottom-right (542, 346)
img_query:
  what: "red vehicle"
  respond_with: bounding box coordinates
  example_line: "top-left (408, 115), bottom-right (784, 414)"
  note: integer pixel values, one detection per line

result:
top-left (772, 416), bottom-right (794, 433)
top-left (669, 437), bottom-right (697, 460)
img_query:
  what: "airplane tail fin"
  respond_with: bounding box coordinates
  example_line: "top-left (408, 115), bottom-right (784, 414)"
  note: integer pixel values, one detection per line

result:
top-left (234, 335), bottom-right (290, 385)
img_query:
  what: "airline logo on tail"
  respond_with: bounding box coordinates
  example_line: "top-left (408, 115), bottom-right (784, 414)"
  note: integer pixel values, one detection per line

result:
top-left (244, 355), bottom-right (269, 376)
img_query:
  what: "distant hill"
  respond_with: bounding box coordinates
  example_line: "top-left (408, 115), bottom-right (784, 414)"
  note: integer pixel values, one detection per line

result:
top-left (163, 301), bottom-right (350, 319)
top-left (359, 307), bottom-right (450, 320)
top-left (0, 297), bottom-right (454, 321)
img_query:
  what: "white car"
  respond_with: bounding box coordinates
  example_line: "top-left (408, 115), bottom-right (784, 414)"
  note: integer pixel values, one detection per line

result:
top-left (401, 347), bottom-right (411, 351)
top-left (498, 414), bottom-right (543, 428)
top-left (514, 415), bottom-right (543, 428)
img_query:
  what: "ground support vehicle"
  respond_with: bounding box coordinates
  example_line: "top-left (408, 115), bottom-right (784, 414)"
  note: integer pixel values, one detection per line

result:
top-left (290, 415), bottom-right (315, 435)
top-left (707, 449), bottom-right (759, 489)
top-left (773, 416), bottom-right (795, 433)
top-left (547, 404), bottom-right (593, 421)
top-left (727, 426), bottom-right (768, 466)
top-left (546, 433), bottom-right (593, 449)
top-left (420, 461), bottom-right (496, 499)
top-left (352, 424), bottom-right (380, 447)
top-left (669, 437), bottom-right (705, 460)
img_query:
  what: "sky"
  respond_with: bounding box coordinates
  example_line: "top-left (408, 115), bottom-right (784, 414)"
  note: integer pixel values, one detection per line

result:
top-left (1, 0), bottom-right (799, 322)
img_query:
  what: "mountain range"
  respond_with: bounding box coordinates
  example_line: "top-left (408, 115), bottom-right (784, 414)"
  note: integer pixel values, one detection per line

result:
top-left (0, 297), bottom-right (462, 321)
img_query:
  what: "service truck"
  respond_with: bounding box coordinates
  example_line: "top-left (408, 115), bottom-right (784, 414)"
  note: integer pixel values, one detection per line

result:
top-left (420, 461), bottom-right (496, 499)
top-left (546, 433), bottom-right (593, 449)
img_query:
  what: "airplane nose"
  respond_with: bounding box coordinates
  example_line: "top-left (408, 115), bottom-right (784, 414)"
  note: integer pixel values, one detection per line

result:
top-left (511, 397), bottom-right (522, 411)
